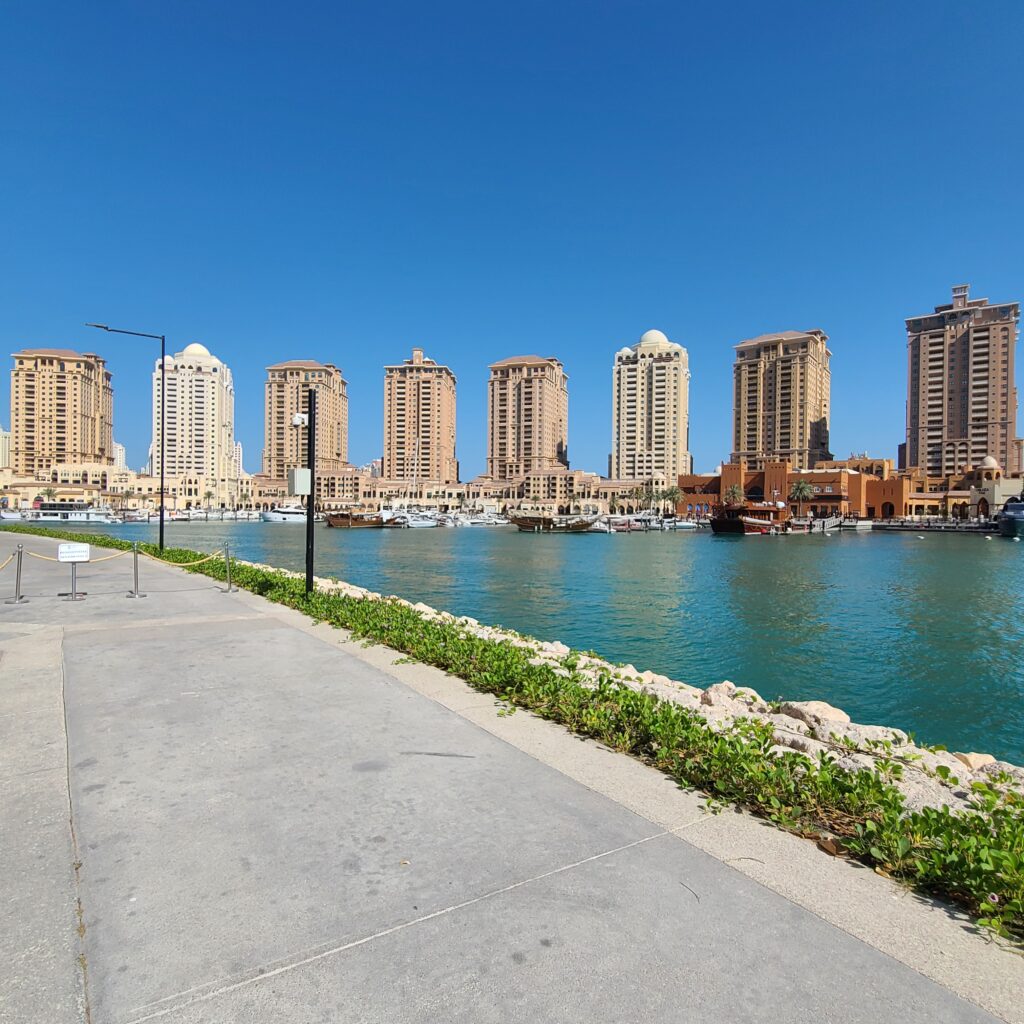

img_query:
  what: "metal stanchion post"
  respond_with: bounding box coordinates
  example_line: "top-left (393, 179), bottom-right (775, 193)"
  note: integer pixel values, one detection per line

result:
top-left (61, 562), bottom-right (85, 602)
top-left (127, 542), bottom-right (146, 599)
top-left (5, 544), bottom-right (28, 605)
top-left (223, 544), bottom-right (236, 593)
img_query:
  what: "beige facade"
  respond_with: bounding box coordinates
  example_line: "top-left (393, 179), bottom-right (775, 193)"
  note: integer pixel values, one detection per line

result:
top-left (611, 329), bottom-right (692, 481)
top-left (732, 330), bottom-right (832, 470)
top-left (0, 425), bottom-right (9, 469)
top-left (905, 284), bottom-right (1020, 475)
top-left (263, 360), bottom-right (349, 478)
top-left (487, 355), bottom-right (568, 480)
top-left (10, 349), bottom-right (113, 475)
top-left (153, 343), bottom-right (237, 486)
top-left (383, 347), bottom-right (458, 483)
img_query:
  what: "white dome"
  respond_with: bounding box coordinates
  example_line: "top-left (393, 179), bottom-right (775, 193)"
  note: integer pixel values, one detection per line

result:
top-left (638, 329), bottom-right (670, 346)
top-left (980, 455), bottom-right (1000, 469)
top-left (182, 342), bottom-right (210, 357)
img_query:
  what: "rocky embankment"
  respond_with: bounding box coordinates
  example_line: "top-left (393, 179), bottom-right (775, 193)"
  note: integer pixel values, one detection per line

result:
top-left (252, 560), bottom-right (1024, 816)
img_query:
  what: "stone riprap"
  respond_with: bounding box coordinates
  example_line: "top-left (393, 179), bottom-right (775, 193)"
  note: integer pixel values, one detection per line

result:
top-left (240, 559), bottom-right (1024, 818)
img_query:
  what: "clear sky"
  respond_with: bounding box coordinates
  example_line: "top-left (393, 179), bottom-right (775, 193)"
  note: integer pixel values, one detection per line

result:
top-left (2, 0), bottom-right (1022, 476)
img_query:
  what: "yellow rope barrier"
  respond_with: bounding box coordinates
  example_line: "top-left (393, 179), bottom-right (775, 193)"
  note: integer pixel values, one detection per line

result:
top-left (0, 553), bottom-right (14, 573)
top-left (25, 549), bottom-right (129, 563)
top-left (144, 549), bottom-right (224, 566)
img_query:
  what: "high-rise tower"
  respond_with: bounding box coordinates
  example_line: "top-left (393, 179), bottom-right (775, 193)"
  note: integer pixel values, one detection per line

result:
top-left (486, 356), bottom-right (568, 480)
top-left (611, 329), bottom-right (692, 481)
top-left (383, 347), bottom-right (458, 483)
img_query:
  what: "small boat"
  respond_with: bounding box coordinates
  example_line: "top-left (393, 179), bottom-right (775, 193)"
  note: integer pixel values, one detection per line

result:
top-left (508, 512), bottom-right (598, 533)
top-left (662, 518), bottom-right (698, 531)
top-left (997, 497), bottom-right (1024, 539)
top-left (260, 504), bottom-right (310, 523)
top-left (325, 511), bottom-right (385, 528)
top-left (382, 513), bottom-right (439, 529)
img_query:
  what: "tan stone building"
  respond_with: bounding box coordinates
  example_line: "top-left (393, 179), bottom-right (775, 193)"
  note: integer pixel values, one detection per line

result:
top-left (383, 347), bottom-right (458, 483)
top-left (611, 329), bottom-right (692, 481)
top-left (732, 329), bottom-right (832, 470)
top-left (262, 359), bottom-right (349, 478)
top-left (153, 343), bottom-right (238, 486)
top-left (487, 355), bottom-right (568, 480)
top-left (904, 284), bottom-right (1020, 475)
top-left (9, 348), bottom-right (113, 475)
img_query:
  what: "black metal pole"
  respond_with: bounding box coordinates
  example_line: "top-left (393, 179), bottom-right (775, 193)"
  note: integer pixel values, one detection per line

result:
top-left (159, 334), bottom-right (166, 551)
top-left (305, 388), bottom-right (316, 595)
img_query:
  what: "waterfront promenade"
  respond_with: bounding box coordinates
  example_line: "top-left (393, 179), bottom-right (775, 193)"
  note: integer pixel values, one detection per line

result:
top-left (1, 533), bottom-right (1021, 1024)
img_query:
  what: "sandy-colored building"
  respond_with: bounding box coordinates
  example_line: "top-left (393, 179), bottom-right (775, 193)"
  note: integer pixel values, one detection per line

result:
top-left (732, 330), bottom-right (832, 470)
top-left (263, 359), bottom-right (349, 478)
top-left (153, 343), bottom-right (238, 487)
top-left (9, 348), bottom-right (113, 476)
top-left (611, 329), bottom-right (692, 481)
top-left (383, 347), bottom-right (458, 484)
top-left (0, 425), bottom-right (9, 469)
top-left (487, 355), bottom-right (568, 480)
top-left (905, 284), bottom-right (1020, 476)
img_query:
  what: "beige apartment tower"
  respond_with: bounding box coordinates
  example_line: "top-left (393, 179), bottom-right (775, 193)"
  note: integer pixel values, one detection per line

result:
top-left (263, 360), bottom-right (348, 479)
top-left (383, 347), bottom-right (458, 483)
top-left (9, 348), bottom-right (113, 476)
top-left (732, 329), bottom-right (832, 470)
top-left (611, 329), bottom-right (692, 481)
top-left (487, 355), bottom-right (568, 480)
top-left (153, 343), bottom-right (237, 482)
top-left (905, 284), bottom-right (1020, 475)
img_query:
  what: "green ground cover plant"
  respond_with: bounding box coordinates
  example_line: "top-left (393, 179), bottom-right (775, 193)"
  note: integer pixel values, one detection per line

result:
top-left (4, 523), bottom-right (1022, 942)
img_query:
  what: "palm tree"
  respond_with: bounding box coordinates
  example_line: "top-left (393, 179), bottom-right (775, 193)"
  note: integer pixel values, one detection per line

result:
top-left (788, 479), bottom-right (814, 516)
top-left (203, 490), bottom-right (214, 510)
top-left (662, 486), bottom-right (682, 516)
top-left (722, 483), bottom-right (744, 507)
top-left (40, 487), bottom-right (57, 502)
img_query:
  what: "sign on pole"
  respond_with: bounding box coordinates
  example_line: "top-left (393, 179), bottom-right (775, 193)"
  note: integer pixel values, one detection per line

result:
top-left (57, 543), bottom-right (91, 564)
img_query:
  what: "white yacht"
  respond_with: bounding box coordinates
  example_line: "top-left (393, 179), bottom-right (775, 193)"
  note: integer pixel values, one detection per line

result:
top-left (22, 502), bottom-right (120, 526)
top-left (260, 504), bottom-right (310, 523)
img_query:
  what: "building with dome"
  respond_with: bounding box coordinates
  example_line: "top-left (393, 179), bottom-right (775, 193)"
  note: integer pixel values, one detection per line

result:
top-left (611, 329), bottom-right (692, 482)
top-left (151, 343), bottom-right (238, 492)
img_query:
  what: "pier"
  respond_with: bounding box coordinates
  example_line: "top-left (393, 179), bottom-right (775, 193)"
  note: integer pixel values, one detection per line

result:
top-left (1, 531), bottom-right (1019, 1024)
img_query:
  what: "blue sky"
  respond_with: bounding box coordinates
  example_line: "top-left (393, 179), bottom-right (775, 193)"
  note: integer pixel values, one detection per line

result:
top-left (2, 1), bottom-right (1022, 476)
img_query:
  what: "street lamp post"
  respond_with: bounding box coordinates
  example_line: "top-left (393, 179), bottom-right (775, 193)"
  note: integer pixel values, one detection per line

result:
top-left (87, 324), bottom-right (167, 551)
top-left (305, 388), bottom-right (316, 595)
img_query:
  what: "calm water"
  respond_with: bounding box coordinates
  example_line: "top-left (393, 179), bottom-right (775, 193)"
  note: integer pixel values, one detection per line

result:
top-left (21, 522), bottom-right (1024, 763)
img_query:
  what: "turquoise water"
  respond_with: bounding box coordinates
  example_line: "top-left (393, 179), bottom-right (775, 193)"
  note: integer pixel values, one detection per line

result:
top-left (14, 522), bottom-right (1024, 763)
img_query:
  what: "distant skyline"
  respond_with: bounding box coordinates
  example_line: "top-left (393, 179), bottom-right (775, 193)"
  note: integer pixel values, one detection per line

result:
top-left (1, 1), bottom-right (1022, 476)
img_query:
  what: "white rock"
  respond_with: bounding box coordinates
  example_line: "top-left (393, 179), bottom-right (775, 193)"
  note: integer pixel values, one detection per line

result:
top-left (700, 681), bottom-right (737, 707)
top-left (952, 752), bottom-right (996, 772)
top-left (779, 701), bottom-right (850, 726)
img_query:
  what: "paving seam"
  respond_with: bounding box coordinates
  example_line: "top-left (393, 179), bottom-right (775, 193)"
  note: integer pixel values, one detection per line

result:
top-left (57, 626), bottom-right (93, 1024)
top-left (118, 825), bottom-right (696, 1024)
top-left (63, 612), bottom-right (269, 635)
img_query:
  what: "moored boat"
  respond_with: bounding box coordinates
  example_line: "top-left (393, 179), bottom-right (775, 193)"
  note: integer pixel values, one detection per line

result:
top-left (325, 511), bottom-right (385, 528)
top-left (22, 501), bottom-right (120, 526)
top-left (508, 512), bottom-right (598, 533)
top-left (260, 504), bottom-right (309, 523)
top-left (997, 497), bottom-right (1024, 539)
top-left (710, 502), bottom-right (791, 536)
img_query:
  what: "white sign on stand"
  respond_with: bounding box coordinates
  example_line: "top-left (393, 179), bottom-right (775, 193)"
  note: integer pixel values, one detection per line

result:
top-left (58, 543), bottom-right (91, 563)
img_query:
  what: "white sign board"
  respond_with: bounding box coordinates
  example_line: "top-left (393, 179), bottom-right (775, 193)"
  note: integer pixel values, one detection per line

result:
top-left (57, 543), bottom-right (91, 564)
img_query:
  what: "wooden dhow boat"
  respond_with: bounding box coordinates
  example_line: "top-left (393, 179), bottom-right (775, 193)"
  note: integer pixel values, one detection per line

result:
top-left (325, 511), bottom-right (385, 528)
top-left (508, 512), bottom-right (598, 533)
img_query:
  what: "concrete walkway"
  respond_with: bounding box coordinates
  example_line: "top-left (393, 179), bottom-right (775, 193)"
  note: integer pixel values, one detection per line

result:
top-left (1, 531), bottom-right (1020, 1024)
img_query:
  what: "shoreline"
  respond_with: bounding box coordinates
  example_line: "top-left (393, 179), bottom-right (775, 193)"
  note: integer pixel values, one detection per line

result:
top-left (3, 522), bottom-right (1023, 944)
